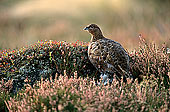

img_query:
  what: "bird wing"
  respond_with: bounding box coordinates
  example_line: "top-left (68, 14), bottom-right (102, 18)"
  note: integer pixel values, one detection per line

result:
top-left (88, 38), bottom-right (130, 76)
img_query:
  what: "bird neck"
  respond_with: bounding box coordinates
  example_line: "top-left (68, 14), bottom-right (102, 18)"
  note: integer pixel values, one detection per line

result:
top-left (91, 33), bottom-right (104, 42)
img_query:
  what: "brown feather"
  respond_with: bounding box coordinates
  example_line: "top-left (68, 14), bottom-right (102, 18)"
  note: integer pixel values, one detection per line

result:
top-left (84, 24), bottom-right (132, 80)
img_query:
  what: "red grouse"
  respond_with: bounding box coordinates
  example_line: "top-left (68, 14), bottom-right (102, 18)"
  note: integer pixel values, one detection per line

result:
top-left (84, 24), bottom-right (132, 85)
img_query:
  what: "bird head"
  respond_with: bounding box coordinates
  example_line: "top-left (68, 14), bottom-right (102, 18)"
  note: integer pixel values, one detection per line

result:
top-left (84, 24), bottom-right (102, 36)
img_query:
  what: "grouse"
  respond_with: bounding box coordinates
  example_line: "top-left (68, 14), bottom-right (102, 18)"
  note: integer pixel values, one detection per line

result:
top-left (84, 24), bottom-right (132, 85)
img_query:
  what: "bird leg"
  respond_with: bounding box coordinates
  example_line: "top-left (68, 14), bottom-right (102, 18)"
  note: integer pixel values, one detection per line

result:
top-left (98, 73), bottom-right (114, 85)
top-left (97, 73), bottom-right (108, 86)
top-left (101, 73), bottom-right (108, 85)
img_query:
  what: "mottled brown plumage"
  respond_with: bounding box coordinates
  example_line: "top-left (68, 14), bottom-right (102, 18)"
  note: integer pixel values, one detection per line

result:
top-left (84, 24), bottom-right (132, 83)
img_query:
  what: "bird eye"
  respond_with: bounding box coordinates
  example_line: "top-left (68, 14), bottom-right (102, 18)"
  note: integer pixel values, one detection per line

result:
top-left (89, 25), bottom-right (93, 29)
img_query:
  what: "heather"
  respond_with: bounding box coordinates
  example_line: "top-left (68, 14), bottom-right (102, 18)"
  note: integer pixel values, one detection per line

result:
top-left (0, 37), bottom-right (170, 111)
top-left (130, 36), bottom-right (170, 88)
top-left (3, 74), bottom-right (170, 112)
top-left (0, 40), bottom-right (99, 93)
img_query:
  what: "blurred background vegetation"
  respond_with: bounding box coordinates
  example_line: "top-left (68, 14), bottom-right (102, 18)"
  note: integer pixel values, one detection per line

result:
top-left (0, 0), bottom-right (170, 50)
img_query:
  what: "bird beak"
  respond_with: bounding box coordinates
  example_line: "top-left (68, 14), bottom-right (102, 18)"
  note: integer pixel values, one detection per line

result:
top-left (84, 27), bottom-right (89, 30)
